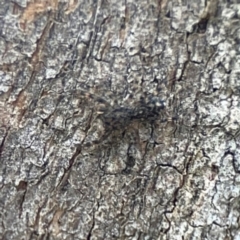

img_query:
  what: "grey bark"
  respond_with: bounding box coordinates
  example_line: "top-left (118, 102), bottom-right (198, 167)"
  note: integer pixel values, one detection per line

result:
top-left (0, 0), bottom-right (240, 239)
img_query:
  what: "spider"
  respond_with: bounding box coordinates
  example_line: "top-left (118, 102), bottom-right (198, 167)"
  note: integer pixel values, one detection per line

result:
top-left (78, 90), bottom-right (166, 147)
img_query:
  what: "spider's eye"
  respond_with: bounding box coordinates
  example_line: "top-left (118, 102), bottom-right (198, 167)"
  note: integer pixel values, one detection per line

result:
top-left (148, 97), bottom-right (165, 109)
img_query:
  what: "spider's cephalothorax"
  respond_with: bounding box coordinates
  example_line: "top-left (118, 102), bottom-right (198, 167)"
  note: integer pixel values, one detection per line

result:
top-left (134, 95), bottom-right (165, 120)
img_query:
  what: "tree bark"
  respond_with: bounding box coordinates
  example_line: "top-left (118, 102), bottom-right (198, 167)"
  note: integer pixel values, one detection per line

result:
top-left (0, 0), bottom-right (240, 239)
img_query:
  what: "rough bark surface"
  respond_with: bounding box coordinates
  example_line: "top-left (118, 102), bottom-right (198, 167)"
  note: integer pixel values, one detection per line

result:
top-left (0, 0), bottom-right (240, 239)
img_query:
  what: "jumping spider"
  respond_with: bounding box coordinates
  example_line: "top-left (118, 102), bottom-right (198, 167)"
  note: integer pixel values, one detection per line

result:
top-left (72, 87), bottom-right (167, 146)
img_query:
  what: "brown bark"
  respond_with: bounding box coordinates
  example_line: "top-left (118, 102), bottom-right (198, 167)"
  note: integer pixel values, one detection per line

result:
top-left (0, 0), bottom-right (240, 239)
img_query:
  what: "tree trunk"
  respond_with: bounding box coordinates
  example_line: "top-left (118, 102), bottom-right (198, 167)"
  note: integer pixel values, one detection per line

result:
top-left (0, 0), bottom-right (240, 239)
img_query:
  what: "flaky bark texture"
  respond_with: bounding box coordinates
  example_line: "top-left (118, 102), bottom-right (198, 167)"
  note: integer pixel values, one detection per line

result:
top-left (0, 0), bottom-right (240, 239)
